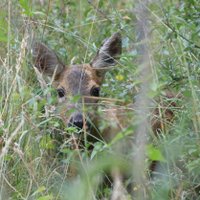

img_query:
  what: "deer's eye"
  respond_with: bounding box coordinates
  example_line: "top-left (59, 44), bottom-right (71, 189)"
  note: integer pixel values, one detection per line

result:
top-left (57, 88), bottom-right (65, 98)
top-left (90, 86), bottom-right (100, 97)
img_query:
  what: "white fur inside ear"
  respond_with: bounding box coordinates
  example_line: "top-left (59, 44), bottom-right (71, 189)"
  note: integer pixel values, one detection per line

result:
top-left (32, 42), bottom-right (65, 77)
top-left (98, 38), bottom-right (116, 66)
top-left (91, 32), bottom-right (122, 69)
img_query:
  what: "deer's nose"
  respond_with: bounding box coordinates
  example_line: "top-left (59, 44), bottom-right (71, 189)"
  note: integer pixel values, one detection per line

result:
top-left (68, 112), bottom-right (84, 129)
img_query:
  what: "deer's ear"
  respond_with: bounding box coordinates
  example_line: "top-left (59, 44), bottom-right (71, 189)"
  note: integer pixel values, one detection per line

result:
top-left (91, 32), bottom-right (122, 71)
top-left (32, 42), bottom-right (65, 78)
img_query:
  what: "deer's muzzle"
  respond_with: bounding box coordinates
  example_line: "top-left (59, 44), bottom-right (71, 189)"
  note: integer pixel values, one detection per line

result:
top-left (68, 112), bottom-right (85, 129)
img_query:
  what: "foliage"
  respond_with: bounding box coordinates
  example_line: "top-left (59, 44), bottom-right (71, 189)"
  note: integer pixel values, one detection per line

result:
top-left (0, 0), bottom-right (200, 199)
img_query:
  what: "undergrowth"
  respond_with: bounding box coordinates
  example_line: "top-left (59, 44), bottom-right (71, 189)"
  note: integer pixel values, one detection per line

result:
top-left (0, 0), bottom-right (200, 200)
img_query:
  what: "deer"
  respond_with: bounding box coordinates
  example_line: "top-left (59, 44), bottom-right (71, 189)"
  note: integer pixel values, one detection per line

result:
top-left (32, 33), bottom-right (125, 144)
top-left (32, 32), bottom-right (178, 198)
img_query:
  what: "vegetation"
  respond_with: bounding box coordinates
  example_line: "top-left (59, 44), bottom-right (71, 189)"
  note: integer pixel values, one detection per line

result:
top-left (0, 0), bottom-right (200, 199)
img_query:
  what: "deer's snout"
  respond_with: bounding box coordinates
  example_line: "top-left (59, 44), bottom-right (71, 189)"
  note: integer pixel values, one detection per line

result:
top-left (68, 112), bottom-right (85, 129)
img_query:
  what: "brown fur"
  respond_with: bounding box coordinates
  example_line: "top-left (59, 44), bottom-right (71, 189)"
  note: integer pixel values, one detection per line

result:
top-left (32, 31), bottom-right (178, 152)
top-left (33, 33), bottom-right (122, 127)
top-left (32, 33), bottom-right (178, 192)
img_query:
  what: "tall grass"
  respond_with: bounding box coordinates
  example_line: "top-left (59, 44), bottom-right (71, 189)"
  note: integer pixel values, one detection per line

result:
top-left (0, 0), bottom-right (200, 199)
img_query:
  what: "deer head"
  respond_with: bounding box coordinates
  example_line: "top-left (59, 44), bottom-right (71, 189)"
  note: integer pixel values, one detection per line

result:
top-left (32, 33), bottom-right (122, 131)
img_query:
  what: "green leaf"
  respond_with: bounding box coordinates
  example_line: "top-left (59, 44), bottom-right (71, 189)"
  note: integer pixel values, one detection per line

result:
top-left (37, 194), bottom-right (53, 200)
top-left (0, 14), bottom-right (8, 42)
top-left (19, 0), bottom-right (33, 16)
top-left (146, 144), bottom-right (166, 162)
top-left (64, 126), bottom-right (79, 133)
top-left (71, 95), bottom-right (81, 103)
top-left (37, 186), bottom-right (46, 193)
top-left (90, 142), bottom-right (104, 159)
top-left (40, 135), bottom-right (55, 150)
top-left (0, 31), bottom-right (7, 42)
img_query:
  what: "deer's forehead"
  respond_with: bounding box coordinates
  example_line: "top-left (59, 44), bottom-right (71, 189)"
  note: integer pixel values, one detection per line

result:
top-left (58, 64), bottom-right (99, 92)
top-left (66, 65), bottom-right (96, 83)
